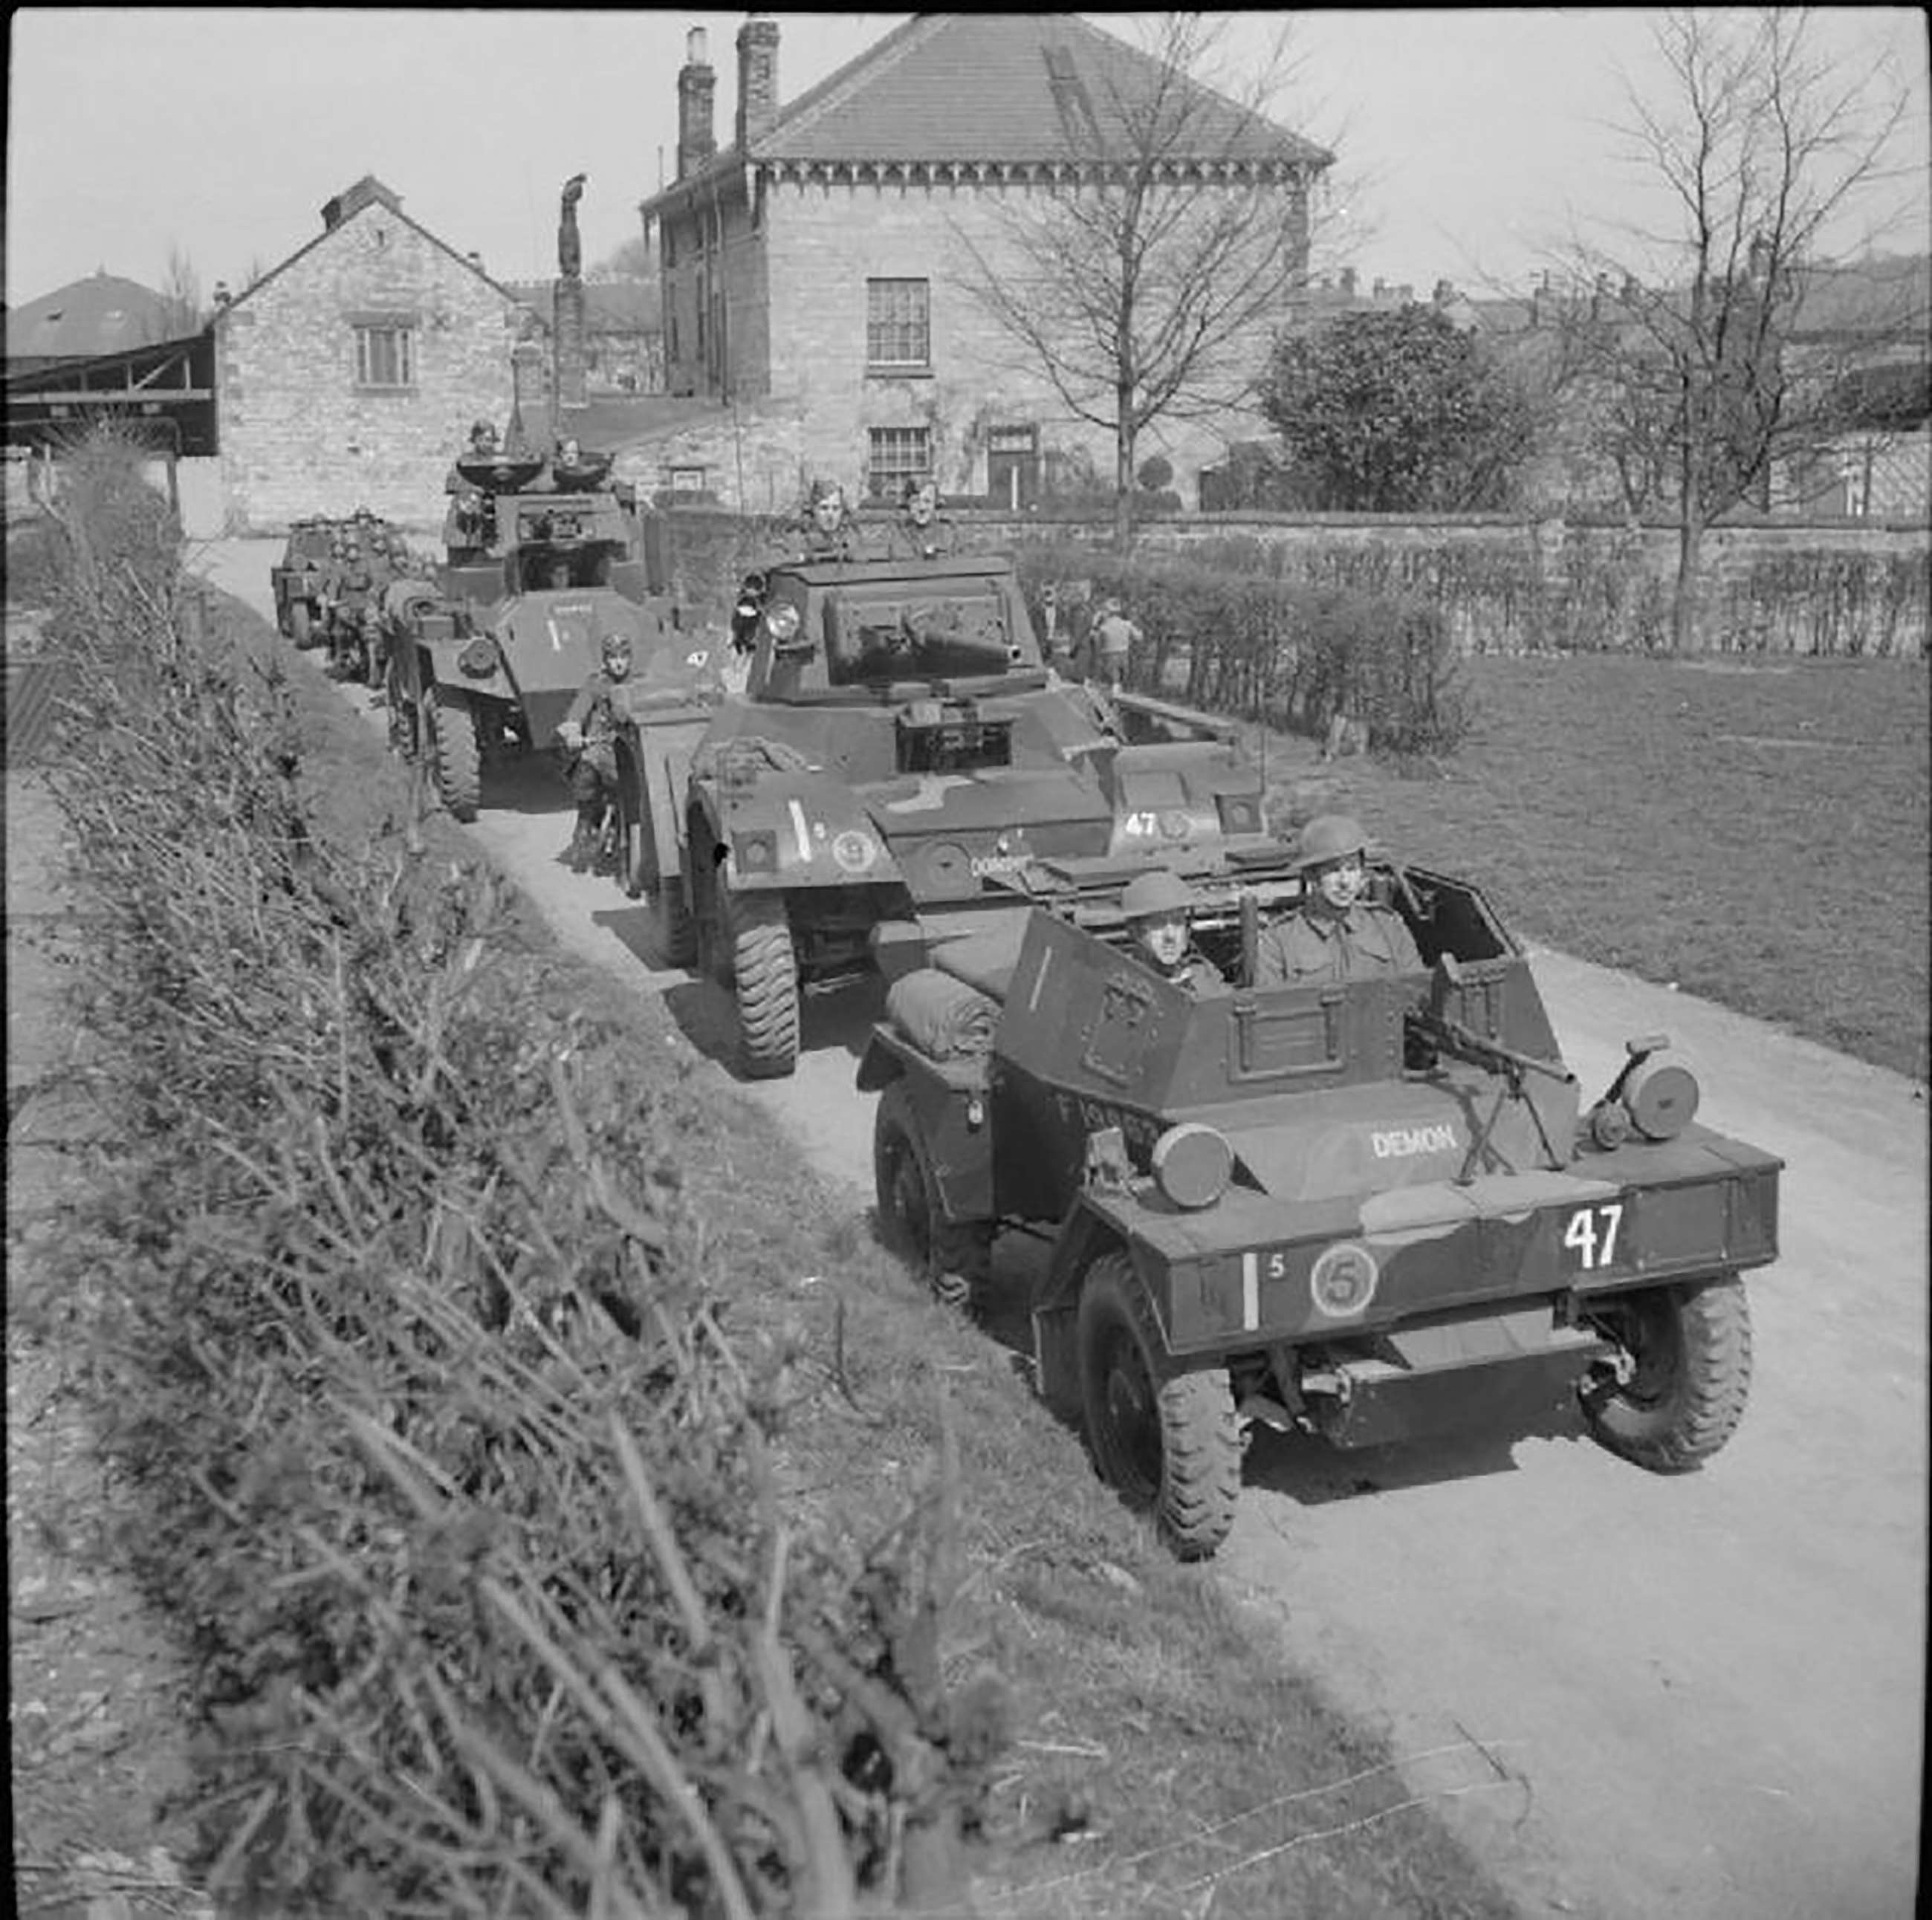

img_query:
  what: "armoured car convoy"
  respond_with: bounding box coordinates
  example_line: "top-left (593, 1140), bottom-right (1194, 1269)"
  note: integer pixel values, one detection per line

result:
top-left (277, 445), bottom-right (1785, 1560)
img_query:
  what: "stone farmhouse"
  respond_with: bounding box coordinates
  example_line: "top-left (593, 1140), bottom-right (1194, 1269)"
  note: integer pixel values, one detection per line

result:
top-left (632, 12), bottom-right (1330, 513)
top-left (211, 175), bottom-right (536, 532)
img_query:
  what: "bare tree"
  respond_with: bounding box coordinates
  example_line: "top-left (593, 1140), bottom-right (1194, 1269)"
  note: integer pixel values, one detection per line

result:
top-left (951, 13), bottom-right (1332, 548)
top-left (1553, 7), bottom-right (1917, 649)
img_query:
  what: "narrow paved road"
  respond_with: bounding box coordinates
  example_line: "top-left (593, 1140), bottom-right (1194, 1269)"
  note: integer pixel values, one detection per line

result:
top-left (202, 539), bottom-right (1928, 1920)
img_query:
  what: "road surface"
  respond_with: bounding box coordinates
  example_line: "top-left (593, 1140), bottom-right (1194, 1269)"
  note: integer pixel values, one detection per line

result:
top-left (200, 538), bottom-right (1928, 1920)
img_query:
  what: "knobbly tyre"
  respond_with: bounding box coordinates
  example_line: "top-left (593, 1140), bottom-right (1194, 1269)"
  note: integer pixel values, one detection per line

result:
top-left (621, 549), bottom-right (1274, 1079)
top-left (270, 516), bottom-right (337, 650)
top-left (857, 850), bottom-right (1783, 1559)
top-left (380, 447), bottom-right (716, 823)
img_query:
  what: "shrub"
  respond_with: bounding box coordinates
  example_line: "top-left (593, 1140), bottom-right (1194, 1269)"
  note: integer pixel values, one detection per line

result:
top-left (34, 424), bottom-right (1002, 1917)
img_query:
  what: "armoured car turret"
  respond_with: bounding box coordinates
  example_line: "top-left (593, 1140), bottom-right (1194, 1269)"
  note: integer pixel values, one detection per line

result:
top-left (858, 851), bottom-right (1783, 1558)
top-left (383, 447), bottom-right (720, 822)
top-left (618, 549), bottom-right (1274, 1077)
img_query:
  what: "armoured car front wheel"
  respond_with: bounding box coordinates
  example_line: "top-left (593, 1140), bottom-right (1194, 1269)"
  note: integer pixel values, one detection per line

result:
top-left (724, 887), bottom-right (799, 1079)
top-left (290, 600), bottom-right (315, 649)
top-left (429, 686), bottom-right (482, 823)
top-left (1077, 1254), bottom-right (1239, 1560)
top-left (872, 1080), bottom-right (992, 1311)
top-left (1581, 1274), bottom-right (1753, 1472)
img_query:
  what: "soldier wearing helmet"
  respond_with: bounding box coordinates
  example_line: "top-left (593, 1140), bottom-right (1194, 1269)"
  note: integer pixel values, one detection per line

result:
top-left (556, 630), bottom-right (635, 872)
top-left (1254, 814), bottom-right (1423, 986)
top-left (1121, 868), bottom-right (1229, 999)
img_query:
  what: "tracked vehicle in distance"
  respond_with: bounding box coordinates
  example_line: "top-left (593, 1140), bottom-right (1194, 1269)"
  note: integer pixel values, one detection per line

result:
top-left (619, 549), bottom-right (1274, 1077)
top-left (858, 850), bottom-right (1783, 1558)
top-left (383, 447), bottom-right (718, 822)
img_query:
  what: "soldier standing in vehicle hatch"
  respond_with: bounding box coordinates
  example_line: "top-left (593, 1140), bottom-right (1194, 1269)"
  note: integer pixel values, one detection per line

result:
top-left (884, 477), bottom-right (959, 560)
top-left (1254, 814), bottom-right (1424, 986)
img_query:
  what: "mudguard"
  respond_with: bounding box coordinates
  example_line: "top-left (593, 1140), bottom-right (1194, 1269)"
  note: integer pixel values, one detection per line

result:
top-left (623, 712), bottom-right (713, 895)
top-left (690, 760), bottom-right (908, 895)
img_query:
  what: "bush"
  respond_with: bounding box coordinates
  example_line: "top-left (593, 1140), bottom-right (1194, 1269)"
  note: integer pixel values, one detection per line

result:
top-left (34, 425), bottom-right (1002, 1917)
top-left (1011, 537), bottom-right (1471, 755)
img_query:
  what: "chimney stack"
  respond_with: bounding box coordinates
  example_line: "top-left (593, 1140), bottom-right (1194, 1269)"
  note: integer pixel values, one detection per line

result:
top-left (677, 27), bottom-right (716, 181)
top-left (1339, 265), bottom-right (1357, 298)
top-left (1433, 278), bottom-right (1455, 306)
top-left (736, 14), bottom-right (779, 152)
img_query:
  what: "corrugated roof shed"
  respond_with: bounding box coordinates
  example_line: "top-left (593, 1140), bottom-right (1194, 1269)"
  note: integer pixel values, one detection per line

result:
top-left (4, 270), bottom-right (177, 361)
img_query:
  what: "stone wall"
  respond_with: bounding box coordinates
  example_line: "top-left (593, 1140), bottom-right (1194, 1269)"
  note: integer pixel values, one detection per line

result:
top-left (215, 204), bottom-right (526, 533)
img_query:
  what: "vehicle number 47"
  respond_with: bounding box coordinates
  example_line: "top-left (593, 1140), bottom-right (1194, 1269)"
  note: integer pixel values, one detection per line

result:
top-left (1563, 1201), bottom-right (1625, 1270)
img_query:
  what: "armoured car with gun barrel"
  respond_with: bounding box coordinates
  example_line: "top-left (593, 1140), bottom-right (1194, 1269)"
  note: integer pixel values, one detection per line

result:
top-left (382, 446), bottom-right (717, 821)
top-left (858, 847), bottom-right (1783, 1557)
top-left (616, 550), bottom-right (1275, 1077)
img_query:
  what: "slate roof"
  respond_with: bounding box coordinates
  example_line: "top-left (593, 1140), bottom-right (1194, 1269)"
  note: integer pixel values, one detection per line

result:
top-left (646, 10), bottom-right (1327, 215)
top-left (4, 272), bottom-right (178, 361)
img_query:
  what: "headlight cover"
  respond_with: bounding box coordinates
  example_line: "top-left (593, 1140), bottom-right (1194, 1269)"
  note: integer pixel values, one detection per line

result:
top-left (1150, 1122), bottom-right (1233, 1210)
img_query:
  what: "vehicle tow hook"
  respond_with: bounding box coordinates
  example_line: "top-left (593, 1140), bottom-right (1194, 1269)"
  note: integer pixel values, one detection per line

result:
top-left (1588, 1349), bottom-right (1637, 1387)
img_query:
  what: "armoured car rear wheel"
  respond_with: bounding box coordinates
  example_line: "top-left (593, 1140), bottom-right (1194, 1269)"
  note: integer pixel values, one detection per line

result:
top-left (872, 1080), bottom-right (992, 1312)
top-left (430, 685), bottom-right (482, 823)
top-left (1077, 1254), bottom-right (1239, 1560)
top-left (290, 600), bottom-right (315, 650)
top-left (724, 887), bottom-right (798, 1079)
top-left (1581, 1274), bottom-right (1752, 1472)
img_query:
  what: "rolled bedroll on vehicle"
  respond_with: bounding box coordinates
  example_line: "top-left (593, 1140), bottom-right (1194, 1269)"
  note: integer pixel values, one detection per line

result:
top-left (858, 859), bottom-right (1783, 1559)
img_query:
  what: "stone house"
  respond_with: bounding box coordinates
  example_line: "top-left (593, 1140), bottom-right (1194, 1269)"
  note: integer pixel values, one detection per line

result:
top-left (213, 175), bottom-right (535, 532)
top-left (632, 12), bottom-right (1329, 513)
top-left (499, 275), bottom-right (664, 398)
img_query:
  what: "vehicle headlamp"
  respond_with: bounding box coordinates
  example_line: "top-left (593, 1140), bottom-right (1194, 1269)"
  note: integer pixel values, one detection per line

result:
top-left (1150, 1122), bottom-right (1234, 1210)
top-left (458, 636), bottom-right (499, 678)
top-left (765, 602), bottom-right (801, 643)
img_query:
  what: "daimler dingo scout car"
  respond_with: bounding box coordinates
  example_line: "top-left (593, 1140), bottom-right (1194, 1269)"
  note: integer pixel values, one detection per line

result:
top-left (271, 517), bottom-right (337, 649)
top-left (618, 551), bottom-right (1274, 1079)
top-left (382, 448), bottom-right (717, 823)
top-left (858, 851), bottom-right (1783, 1559)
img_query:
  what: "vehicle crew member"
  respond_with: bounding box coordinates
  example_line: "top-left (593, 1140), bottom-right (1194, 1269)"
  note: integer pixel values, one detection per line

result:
top-left (556, 632), bottom-right (635, 873)
top-left (795, 479), bottom-right (858, 560)
top-left (1254, 814), bottom-right (1424, 986)
top-left (1121, 869), bottom-right (1230, 999)
top-left (445, 419), bottom-right (502, 557)
top-left (884, 478), bottom-right (959, 560)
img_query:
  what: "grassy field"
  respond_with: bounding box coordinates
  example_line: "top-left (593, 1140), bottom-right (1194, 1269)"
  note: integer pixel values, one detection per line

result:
top-left (1257, 652), bottom-right (1930, 1081)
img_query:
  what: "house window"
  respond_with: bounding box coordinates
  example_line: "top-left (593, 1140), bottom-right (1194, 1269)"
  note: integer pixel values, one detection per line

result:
top-left (667, 466), bottom-right (708, 493)
top-left (354, 323), bottom-right (414, 389)
top-left (866, 426), bottom-right (932, 501)
top-left (866, 279), bottom-right (930, 370)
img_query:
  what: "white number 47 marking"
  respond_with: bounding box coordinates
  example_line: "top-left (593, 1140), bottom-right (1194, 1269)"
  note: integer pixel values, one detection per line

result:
top-left (1563, 1201), bottom-right (1625, 1271)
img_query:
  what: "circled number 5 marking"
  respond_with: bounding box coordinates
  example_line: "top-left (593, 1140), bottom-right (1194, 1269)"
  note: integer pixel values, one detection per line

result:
top-left (1563, 1201), bottom-right (1624, 1270)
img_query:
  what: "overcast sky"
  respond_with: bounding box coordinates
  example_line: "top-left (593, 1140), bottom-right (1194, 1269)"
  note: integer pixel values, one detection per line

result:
top-left (7, 7), bottom-right (1928, 308)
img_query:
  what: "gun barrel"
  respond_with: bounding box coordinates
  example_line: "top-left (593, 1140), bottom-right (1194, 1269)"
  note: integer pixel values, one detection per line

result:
top-left (1413, 1011), bottom-right (1576, 1086)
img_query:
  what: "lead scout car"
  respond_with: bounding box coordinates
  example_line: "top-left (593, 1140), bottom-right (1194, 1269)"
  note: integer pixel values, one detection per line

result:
top-left (858, 848), bottom-right (1783, 1557)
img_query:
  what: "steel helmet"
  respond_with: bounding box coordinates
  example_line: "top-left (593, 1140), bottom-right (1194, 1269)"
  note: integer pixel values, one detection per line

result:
top-left (600, 631), bottom-right (633, 662)
top-left (1121, 869), bottom-right (1196, 921)
top-left (1293, 814), bottom-right (1370, 871)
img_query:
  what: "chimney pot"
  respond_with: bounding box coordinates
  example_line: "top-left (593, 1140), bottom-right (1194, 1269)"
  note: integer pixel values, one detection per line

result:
top-left (736, 14), bottom-right (780, 152)
top-left (677, 24), bottom-right (718, 181)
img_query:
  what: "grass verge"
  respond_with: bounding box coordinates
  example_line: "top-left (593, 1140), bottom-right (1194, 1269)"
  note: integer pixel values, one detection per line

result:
top-left (1261, 652), bottom-right (1929, 1080)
